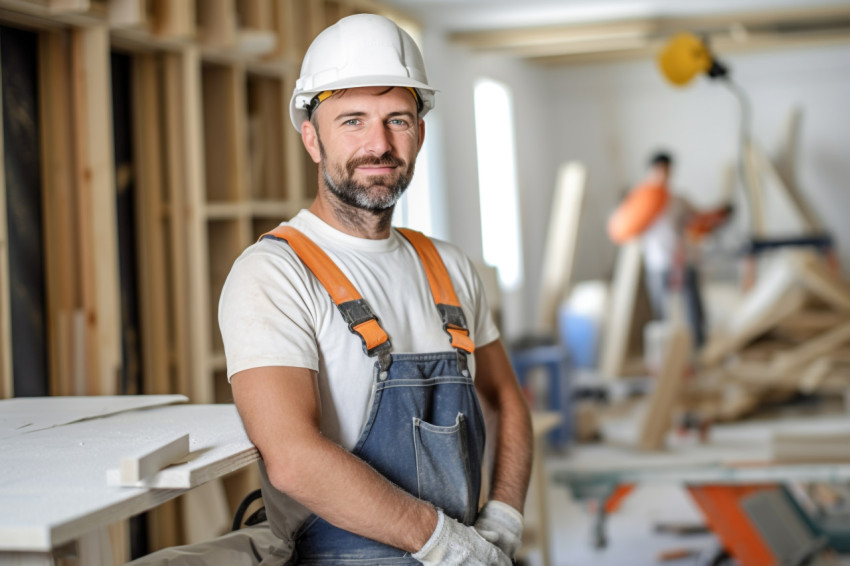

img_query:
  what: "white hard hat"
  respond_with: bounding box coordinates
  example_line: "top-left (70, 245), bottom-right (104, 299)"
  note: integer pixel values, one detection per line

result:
top-left (289, 14), bottom-right (436, 131)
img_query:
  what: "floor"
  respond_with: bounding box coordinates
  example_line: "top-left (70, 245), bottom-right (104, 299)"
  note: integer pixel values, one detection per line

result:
top-left (521, 470), bottom-right (723, 566)
top-left (522, 452), bottom-right (850, 566)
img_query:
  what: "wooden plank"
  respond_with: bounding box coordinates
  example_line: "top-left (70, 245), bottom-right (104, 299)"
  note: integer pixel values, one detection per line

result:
top-left (38, 30), bottom-right (78, 397)
top-left (701, 255), bottom-right (803, 367)
top-left (742, 141), bottom-right (766, 237)
top-left (118, 433), bottom-right (190, 484)
top-left (132, 53), bottom-right (172, 394)
top-left (71, 24), bottom-right (122, 395)
top-left (0, 31), bottom-right (10, 399)
top-left (535, 161), bottom-right (586, 334)
top-left (797, 252), bottom-right (850, 312)
top-left (772, 320), bottom-right (850, 375)
top-left (638, 324), bottom-right (691, 451)
top-left (599, 240), bottom-right (642, 379)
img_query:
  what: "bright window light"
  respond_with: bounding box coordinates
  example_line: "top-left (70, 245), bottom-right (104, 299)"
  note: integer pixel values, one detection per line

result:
top-left (473, 78), bottom-right (523, 289)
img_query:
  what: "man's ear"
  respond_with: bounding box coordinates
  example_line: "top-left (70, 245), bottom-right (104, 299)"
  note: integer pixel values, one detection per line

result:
top-left (417, 118), bottom-right (426, 152)
top-left (301, 120), bottom-right (322, 164)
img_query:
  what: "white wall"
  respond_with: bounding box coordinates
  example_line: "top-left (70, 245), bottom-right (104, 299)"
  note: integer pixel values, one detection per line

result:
top-left (420, 35), bottom-right (850, 338)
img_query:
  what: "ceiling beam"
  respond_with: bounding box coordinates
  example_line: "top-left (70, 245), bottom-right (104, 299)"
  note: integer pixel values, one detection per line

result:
top-left (448, 4), bottom-right (850, 65)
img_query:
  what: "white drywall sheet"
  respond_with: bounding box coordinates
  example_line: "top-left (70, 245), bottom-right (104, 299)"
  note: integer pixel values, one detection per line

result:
top-left (0, 394), bottom-right (187, 439)
top-left (0, 400), bottom-right (257, 552)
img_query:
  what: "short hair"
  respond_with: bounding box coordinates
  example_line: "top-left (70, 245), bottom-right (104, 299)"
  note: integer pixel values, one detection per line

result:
top-left (649, 151), bottom-right (673, 167)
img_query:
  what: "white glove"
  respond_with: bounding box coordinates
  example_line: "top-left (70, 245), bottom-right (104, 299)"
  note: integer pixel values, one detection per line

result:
top-left (413, 508), bottom-right (512, 566)
top-left (473, 500), bottom-right (524, 558)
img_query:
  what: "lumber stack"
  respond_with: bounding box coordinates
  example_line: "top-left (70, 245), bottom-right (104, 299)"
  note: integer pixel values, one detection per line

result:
top-left (690, 250), bottom-right (850, 422)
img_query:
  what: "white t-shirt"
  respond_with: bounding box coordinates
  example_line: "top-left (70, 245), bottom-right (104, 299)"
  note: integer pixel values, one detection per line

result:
top-left (218, 209), bottom-right (500, 452)
top-left (641, 194), bottom-right (695, 272)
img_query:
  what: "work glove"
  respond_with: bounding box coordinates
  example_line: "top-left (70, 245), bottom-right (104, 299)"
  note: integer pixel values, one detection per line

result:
top-left (412, 508), bottom-right (511, 566)
top-left (473, 500), bottom-right (524, 558)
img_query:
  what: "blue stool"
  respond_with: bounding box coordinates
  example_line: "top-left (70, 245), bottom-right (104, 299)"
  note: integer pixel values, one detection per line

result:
top-left (509, 343), bottom-right (572, 448)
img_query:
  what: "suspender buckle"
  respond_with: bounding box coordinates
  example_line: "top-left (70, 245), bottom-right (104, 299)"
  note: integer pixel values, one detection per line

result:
top-left (436, 304), bottom-right (475, 354)
top-left (339, 299), bottom-right (393, 358)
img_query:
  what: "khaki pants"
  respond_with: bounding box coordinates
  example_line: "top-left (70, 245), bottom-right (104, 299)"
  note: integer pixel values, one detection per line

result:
top-left (125, 523), bottom-right (293, 566)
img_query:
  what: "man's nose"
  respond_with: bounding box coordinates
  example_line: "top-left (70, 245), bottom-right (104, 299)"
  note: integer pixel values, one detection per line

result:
top-left (363, 122), bottom-right (392, 155)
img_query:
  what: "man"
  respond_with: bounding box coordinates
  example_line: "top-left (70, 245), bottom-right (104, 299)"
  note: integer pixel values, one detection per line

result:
top-left (221, 13), bottom-right (531, 565)
top-left (609, 152), bottom-right (732, 349)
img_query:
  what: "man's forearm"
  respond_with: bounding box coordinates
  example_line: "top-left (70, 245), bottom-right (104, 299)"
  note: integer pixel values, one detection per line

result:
top-left (488, 390), bottom-right (533, 511)
top-left (265, 431), bottom-right (438, 553)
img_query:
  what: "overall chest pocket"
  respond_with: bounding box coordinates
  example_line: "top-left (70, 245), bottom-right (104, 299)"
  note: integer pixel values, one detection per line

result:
top-left (412, 412), bottom-right (477, 525)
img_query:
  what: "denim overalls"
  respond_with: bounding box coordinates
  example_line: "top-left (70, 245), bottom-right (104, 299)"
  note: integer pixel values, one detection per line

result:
top-left (261, 226), bottom-right (486, 565)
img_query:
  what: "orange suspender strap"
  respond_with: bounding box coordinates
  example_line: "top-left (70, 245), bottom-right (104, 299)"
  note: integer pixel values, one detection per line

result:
top-left (396, 228), bottom-right (475, 355)
top-left (260, 226), bottom-right (392, 359)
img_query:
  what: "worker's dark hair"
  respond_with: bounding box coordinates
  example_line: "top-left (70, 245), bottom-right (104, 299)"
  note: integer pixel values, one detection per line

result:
top-left (649, 151), bottom-right (673, 167)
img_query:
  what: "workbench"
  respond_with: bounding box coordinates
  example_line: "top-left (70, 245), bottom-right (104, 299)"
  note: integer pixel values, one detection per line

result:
top-left (552, 412), bottom-right (850, 565)
top-left (0, 395), bottom-right (259, 565)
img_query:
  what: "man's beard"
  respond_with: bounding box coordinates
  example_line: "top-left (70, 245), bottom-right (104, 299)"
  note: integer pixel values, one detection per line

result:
top-left (319, 140), bottom-right (414, 212)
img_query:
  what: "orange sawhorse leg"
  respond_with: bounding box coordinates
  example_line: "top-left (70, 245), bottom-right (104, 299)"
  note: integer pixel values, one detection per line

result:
top-left (686, 484), bottom-right (779, 566)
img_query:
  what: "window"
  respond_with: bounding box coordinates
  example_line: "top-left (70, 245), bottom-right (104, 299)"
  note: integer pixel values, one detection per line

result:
top-left (473, 78), bottom-right (523, 289)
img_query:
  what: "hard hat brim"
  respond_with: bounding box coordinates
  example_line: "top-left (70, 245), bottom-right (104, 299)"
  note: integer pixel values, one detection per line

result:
top-left (289, 76), bottom-right (436, 131)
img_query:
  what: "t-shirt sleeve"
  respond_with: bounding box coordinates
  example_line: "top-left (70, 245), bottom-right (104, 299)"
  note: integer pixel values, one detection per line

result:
top-left (218, 244), bottom-right (322, 381)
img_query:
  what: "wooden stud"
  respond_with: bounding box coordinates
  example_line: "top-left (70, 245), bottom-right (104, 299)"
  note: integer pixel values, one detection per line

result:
top-left (132, 53), bottom-right (173, 394)
top-left (39, 30), bottom-right (79, 397)
top-left (197, 0), bottom-right (237, 48)
top-left (162, 51), bottom-right (193, 399)
top-left (180, 46), bottom-right (214, 405)
top-left (0, 34), bottom-right (10, 399)
top-left (71, 24), bottom-right (122, 395)
top-left (151, 0), bottom-right (195, 38)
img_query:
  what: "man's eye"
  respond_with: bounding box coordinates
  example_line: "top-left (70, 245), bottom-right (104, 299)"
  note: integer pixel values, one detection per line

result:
top-left (343, 119), bottom-right (361, 126)
top-left (389, 119), bottom-right (409, 128)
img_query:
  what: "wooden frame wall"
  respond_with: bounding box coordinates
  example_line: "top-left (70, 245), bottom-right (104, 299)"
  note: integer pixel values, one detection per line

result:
top-left (0, 0), bottom-right (415, 552)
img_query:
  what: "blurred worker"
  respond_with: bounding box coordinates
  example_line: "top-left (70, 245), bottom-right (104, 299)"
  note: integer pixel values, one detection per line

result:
top-left (608, 151), bottom-right (732, 349)
top-left (131, 13), bottom-right (532, 566)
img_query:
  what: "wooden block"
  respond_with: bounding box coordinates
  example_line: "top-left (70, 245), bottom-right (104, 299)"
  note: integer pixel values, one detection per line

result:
top-left (119, 433), bottom-right (190, 484)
